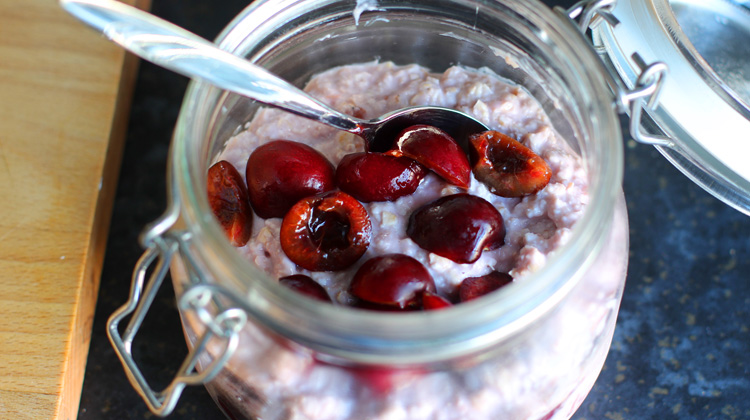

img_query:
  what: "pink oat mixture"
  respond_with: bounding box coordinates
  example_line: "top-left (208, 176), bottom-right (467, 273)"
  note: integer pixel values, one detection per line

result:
top-left (217, 62), bottom-right (587, 302)
top-left (194, 62), bottom-right (625, 420)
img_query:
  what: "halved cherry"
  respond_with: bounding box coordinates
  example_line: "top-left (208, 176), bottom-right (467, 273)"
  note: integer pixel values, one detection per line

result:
top-left (207, 160), bottom-right (253, 247)
top-left (389, 125), bottom-right (471, 188)
top-left (421, 291), bottom-right (453, 310)
top-left (407, 194), bottom-right (505, 264)
top-left (459, 271), bottom-right (513, 302)
top-left (350, 254), bottom-right (435, 310)
top-left (469, 130), bottom-right (551, 197)
top-left (336, 152), bottom-right (426, 202)
top-left (246, 140), bottom-right (336, 219)
top-left (280, 191), bottom-right (371, 271)
top-left (279, 274), bottom-right (332, 302)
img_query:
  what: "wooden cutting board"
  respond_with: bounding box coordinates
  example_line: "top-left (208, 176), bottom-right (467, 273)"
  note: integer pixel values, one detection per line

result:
top-left (0, 0), bottom-right (149, 418)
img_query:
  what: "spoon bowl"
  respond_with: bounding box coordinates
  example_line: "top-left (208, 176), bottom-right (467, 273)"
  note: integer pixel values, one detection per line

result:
top-left (357, 106), bottom-right (489, 152)
top-left (60, 0), bottom-right (489, 152)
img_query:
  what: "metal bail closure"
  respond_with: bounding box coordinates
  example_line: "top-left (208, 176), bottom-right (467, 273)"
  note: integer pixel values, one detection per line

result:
top-left (567, 0), bottom-right (619, 32)
top-left (107, 219), bottom-right (247, 417)
top-left (566, 0), bottom-right (674, 148)
top-left (615, 53), bottom-right (674, 148)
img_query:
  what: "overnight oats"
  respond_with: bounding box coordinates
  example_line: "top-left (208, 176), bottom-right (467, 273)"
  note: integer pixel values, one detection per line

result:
top-left (193, 61), bottom-right (629, 420)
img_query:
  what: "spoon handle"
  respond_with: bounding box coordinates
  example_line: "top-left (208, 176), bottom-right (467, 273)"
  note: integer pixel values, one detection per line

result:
top-left (60, 0), bottom-right (361, 132)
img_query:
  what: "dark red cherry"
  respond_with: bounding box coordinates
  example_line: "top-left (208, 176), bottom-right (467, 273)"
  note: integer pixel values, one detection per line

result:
top-left (207, 160), bottom-right (253, 247)
top-left (280, 191), bottom-right (371, 271)
top-left (246, 140), bottom-right (336, 218)
top-left (279, 274), bottom-right (332, 302)
top-left (459, 271), bottom-right (513, 302)
top-left (351, 366), bottom-right (425, 395)
top-left (349, 254), bottom-right (435, 310)
top-left (469, 130), bottom-right (551, 197)
top-left (353, 366), bottom-right (395, 395)
top-left (351, 300), bottom-right (418, 312)
top-left (389, 125), bottom-right (471, 188)
top-left (336, 152), bottom-right (426, 202)
top-left (407, 194), bottom-right (505, 264)
top-left (421, 291), bottom-right (453, 310)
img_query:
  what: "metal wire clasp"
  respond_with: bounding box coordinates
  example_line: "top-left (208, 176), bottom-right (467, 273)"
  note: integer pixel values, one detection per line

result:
top-left (567, 0), bottom-right (619, 31)
top-left (614, 55), bottom-right (674, 147)
top-left (565, 0), bottom-right (674, 148)
top-left (106, 210), bottom-right (246, 417)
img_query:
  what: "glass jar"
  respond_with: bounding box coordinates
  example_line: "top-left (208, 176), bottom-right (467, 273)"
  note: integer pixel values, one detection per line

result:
top-left (110, 1), bottom-right (629, 419)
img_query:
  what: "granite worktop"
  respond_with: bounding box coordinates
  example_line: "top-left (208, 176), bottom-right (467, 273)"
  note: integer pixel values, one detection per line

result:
top-left (78, 1), bottom-right (750, 418)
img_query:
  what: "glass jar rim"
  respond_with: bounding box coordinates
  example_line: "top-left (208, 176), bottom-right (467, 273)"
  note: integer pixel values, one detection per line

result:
top-left (169, 0), bottom-right (625, 364)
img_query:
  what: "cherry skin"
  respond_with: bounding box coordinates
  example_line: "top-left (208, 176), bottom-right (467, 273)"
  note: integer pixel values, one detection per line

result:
top-left (389, 124), bottom-right (471, 188)
top-left (206, 160), bottom-right (253, 247)
top-left (246, 139), bottom-right (336, 218)
top-left (459, 271), bottom-right (513, 302)
top-left (279, 274), bottom-right (332, 302)
top-left (336, 152), bottom-right (426, 202)
top-left (407, 193), bottom-right (505, 264)
top-left (349, 254), bottom-right (435, 310)
top-left (280, 191), bottom-right (371, 271)
top-left (469, 130), bottom-right (551, 197)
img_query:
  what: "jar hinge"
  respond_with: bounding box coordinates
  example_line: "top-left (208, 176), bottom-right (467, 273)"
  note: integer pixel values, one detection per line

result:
top-left (107, 224), bottom-right (247, 417)
top-left (564, 0), bottom-right (675, 148)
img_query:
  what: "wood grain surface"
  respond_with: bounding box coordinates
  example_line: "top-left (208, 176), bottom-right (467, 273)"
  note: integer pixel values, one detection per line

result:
top-left (0, 0), bottom-right (149, 418)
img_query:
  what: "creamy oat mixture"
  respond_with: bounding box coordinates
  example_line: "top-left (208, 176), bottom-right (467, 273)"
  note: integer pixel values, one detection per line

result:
top-left (198, 62), bottom-right (626, 420)
top-left (217, 61), bottom-right (587, 302)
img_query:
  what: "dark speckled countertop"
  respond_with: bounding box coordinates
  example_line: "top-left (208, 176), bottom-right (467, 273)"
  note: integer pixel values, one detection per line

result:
top-left (77, 1), bottom-right (750, 419)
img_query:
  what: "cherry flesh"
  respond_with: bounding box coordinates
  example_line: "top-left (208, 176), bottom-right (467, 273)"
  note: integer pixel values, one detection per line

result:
top-left (390, 125), bottom-right (471, 188)
top-left (469, 130), bottom-right (551, 197)
top-left (459, 271), bottom-right (513, 302)
top-left (279, 274), bottom-right (332, 302)
top-left (407, 193), bottom-right (505, 264)
top-left (246, 140), bottom-right (336, 218)
top-left (421, 291), bottom-right (453, 310)
top-left (207, 160), bottom-right (253, 247)
top-left (336, 152), bottom-right (426, 202)
top-left (280, 191), bottom-right (371, 271)
top-left (349, 254), bottom-right (435, 310)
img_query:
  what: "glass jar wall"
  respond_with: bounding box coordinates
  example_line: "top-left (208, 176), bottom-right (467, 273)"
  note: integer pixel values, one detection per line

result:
top-left (167, 1), bottom-right (629, 419)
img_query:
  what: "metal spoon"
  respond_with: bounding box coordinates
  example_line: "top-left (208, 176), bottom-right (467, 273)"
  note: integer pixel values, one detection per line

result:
top-left (60, 0), bottom-right (489, 152)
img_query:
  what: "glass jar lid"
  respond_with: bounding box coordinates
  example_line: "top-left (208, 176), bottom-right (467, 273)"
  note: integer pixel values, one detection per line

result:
top-left (590, 0), bottom-right (750, 215)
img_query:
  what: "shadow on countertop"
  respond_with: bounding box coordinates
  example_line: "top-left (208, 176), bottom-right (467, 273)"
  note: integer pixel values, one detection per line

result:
top-left (78, 0), bottom-right (750, 419)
